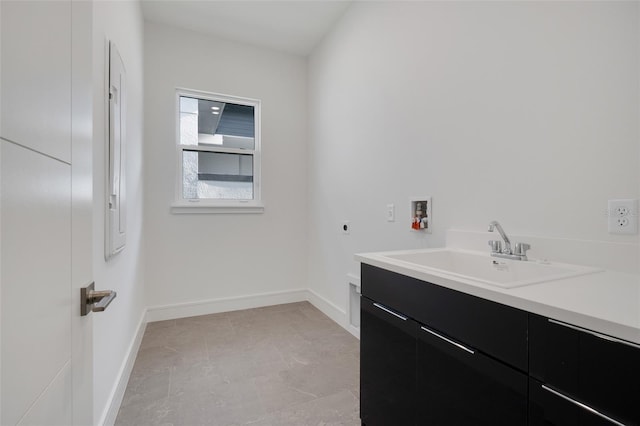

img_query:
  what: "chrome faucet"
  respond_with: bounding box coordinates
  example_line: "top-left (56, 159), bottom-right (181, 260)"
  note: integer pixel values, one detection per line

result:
top-left (488, 220), bottom-right (530, 261)
top-left (488, 221), bottom-right (511, 254)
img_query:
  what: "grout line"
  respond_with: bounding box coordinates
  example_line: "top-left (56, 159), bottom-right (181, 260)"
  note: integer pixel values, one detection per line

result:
top-left (167, 367), bottom-right (173, 398)
top-left (289, 386), bottom-right (319, 399)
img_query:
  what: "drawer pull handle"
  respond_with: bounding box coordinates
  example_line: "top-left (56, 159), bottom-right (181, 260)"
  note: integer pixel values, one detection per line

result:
top-left (548, 319), bottom-right (640, 350)
top-left (373, 303), bottom-right (408, 321)
top-left (420, 326), bottom-right (475, 355)
top-left (541, 385), bottom-right (626, 426)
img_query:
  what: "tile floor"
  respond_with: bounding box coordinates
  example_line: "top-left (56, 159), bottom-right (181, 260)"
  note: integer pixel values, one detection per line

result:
top-left (115, 302), bottom-right (360, 426)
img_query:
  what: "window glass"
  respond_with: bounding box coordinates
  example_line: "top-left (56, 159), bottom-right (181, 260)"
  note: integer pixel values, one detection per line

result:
top-left (176, 91), bottom-right (260, 207)
top-left (179, 97), bottom-right (199, 146)
top-left (179, 96), bottom-right (255, 149)
top-left (182, 150), bottom-right (254, 200)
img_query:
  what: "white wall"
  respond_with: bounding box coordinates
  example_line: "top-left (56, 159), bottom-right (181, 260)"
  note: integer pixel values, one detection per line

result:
top-left (92, 1), bottom-right (145, 423)
top-left (308, 2), bottom-right (640, 317)
top-left (143, 23), bottom-right (308, 312)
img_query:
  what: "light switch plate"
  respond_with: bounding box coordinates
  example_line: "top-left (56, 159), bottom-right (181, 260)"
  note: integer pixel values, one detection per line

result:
top-left (387, 204), bottom-right (395, 222)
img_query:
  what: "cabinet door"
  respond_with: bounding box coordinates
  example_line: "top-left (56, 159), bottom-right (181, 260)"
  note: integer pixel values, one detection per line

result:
top-left (530, 315), bottom-right (639, 426)
top-left (416, 323), bottom-right (527, 425)
top-left (360, 297), bottom-right (416, 426)
top-left (529, 379), bottom-right (622, 426)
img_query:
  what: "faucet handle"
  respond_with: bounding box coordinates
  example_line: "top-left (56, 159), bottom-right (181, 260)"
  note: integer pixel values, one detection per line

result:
top-left (514, 242), bottom-right (531, 256)
top-left (488, 240), bottom-right (502, 253)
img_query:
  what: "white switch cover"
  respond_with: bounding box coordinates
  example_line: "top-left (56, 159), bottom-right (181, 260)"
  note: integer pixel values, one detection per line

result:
top-left (608, 199), bottom-right (638, 234)
top-left (387, 204), bottom-right (395, 222)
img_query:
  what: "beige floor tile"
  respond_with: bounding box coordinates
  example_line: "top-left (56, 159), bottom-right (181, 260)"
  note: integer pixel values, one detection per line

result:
top-left (115, 302), bottom-right (360, 426)
top-left (249, 389), bottom-right (360, 426)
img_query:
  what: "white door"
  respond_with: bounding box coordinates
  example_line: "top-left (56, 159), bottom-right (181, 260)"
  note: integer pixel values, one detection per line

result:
top-left (1, 1), bottom-right (94, 424)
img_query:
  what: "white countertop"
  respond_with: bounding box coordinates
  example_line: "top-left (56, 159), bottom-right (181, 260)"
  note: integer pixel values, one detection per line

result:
top-left (356, 248), bottom-right (640, 346)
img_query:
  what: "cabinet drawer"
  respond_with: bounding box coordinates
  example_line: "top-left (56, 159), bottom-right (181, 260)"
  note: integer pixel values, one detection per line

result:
top-left (529, 379), bottom-right (625, 426)
top-left (530, 314), bottom-right (640, 426)
top-left (417, 323), bottom-right (528, 425)
top-left (362, 264), bottom-right (528, 371)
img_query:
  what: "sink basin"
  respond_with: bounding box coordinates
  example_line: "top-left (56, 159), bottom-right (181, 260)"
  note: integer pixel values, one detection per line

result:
top-left (382, 249), bottom-right (602, 288)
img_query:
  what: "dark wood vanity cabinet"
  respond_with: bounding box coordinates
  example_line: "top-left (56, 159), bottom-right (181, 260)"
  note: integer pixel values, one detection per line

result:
top-left (361, 264), bottom-right (528, 425)
top-left (361, 264), bottom-right (640, 426)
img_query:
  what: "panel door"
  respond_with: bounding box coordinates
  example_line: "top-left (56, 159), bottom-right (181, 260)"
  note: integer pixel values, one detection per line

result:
top-left (0, 0), bottom-right (72, 163)
top-left (1, 141), bottom-right (73, 425)
top-left (1, 1), bottom-right (94, 424)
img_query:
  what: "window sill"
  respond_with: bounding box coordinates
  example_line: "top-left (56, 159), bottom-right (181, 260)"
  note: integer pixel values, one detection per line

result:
top-left (170, 201), bottom-right (265, 214)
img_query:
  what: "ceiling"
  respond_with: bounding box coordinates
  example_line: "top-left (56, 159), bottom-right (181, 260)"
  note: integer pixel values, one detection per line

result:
top-left (141, 0), bottom-right (353, 56)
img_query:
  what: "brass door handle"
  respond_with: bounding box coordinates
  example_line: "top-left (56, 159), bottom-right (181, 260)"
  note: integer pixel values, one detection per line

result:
top-left (81, 282), bottom-right (117, 316)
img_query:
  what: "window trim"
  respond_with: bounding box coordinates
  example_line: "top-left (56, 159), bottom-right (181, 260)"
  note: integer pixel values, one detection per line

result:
top-left (171, 88), bottom-right (263, 214)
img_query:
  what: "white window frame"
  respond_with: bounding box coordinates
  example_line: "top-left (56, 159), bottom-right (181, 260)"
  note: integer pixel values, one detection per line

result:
top-left (171, 88), bottom-right (263, 214)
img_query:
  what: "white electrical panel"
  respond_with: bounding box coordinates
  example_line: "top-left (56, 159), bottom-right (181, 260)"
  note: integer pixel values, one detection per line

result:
top-left (106, 41), bottom-right (127, 259)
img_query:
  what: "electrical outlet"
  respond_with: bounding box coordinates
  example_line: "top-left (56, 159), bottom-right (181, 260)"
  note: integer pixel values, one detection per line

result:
top-left (616, 217), bottom-right (630, 227)
top-left (608, 199), bottom-right (638, 234)
top-left (615, 206), bottom-right (630, 217)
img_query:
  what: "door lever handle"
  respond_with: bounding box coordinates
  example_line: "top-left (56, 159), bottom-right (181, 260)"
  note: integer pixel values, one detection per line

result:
top-left (91, 289), bottom-right (116, 312)
top-left (81, 282), bottom-right (117, 316)
top-left (87, 289), bottom-right (112, 302)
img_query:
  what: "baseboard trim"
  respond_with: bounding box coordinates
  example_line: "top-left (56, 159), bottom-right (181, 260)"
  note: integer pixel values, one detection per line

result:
top-left (146, 288), bottom-right (358, 339)
top-left (306, 289), bottom-right (358, 338)
top-left (99, 311), bottom-right (147, 426)
top-left (145, 288), bottom-right (309, 322)
top-left (347, 324), bottom-right (361, 339)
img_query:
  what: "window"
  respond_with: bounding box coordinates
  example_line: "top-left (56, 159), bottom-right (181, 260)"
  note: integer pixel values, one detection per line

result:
top-left (173, 89), bottom-right (262, 213)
